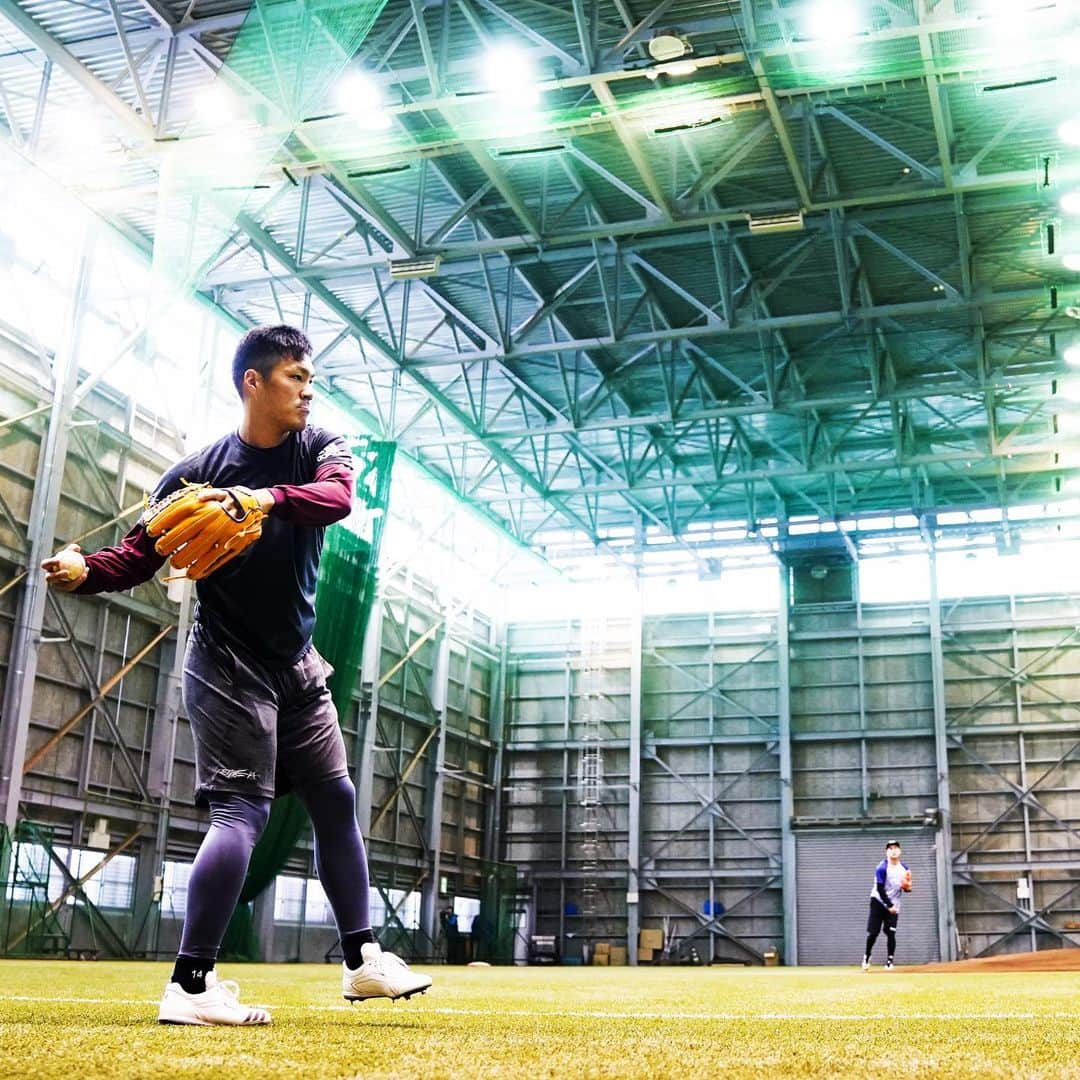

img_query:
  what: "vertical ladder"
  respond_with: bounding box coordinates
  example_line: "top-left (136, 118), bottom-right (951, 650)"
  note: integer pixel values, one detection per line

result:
top-left (577, 616), bottom-right (605, 926)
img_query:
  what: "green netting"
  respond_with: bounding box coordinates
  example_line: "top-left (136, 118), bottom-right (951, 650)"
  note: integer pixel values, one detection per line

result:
top-left (472, 861), bottom-right (521, 966)
top-left (0, 823), bottom-right (70, 958)
top-left (151, 0), bottom-right (389, 311)
top-left (220, 438), bottom-right (395, 961)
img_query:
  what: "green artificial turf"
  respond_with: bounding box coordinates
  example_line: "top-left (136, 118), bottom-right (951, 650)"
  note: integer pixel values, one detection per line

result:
top-left (1, 960), bottom-right (1078, 1079)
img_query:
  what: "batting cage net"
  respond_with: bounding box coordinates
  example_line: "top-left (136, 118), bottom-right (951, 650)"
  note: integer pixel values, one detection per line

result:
top-left (220, 437), bottom-right (395, 961)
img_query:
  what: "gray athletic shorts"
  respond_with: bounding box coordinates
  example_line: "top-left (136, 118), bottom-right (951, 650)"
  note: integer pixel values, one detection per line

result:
top-left (181, 623), bottom-right (349, 806)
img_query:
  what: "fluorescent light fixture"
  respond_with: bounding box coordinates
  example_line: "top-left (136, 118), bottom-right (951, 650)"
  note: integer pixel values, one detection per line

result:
top-left (805, 0), bottom-right (860, 42)
top-left (1061, 191), bottom-right (1080, 216)
top-left (1065, 344), bottom-right (1080, 366)
top-left (334, 70), bottom-right (392, 130)
top-left (650, 112), bottom-right (730, 136)
top-left (1060, 118), bottom-right (1080, 146)
top-left (483, 44), bottom-right (541, 108)
top-left (747, 210), bottom-right (805, 234)
top-left (1064, 253), bottom-right (1080, 271)
top-left (648, 99), bottom-right (731, 135)
top-left (492, 142), bottom-right (567, 157)
top-left (658, 58), bottom-right (699, 76)
top-left (388, 255), bottom-right (442, 280)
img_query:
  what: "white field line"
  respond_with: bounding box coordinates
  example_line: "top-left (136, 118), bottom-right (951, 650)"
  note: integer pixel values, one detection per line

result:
top-left (0, 996), bottom-right (1075, 1021)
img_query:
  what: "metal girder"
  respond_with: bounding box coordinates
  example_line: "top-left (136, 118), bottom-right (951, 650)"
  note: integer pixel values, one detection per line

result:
top-left (642, 742), bottom-right (778, 867)
top-left (342, 286), bottom-right (1057, 368)
top-left (0, 231), bottom-right (92, 829)
top-left (645, 747), bottom-right (779, 867)
top-left (203, 189), bottom-right (1051, 285)
top-left (647, 645), bottom-right (777, 733)
top-left (3, 0), bottom-right (1073, 559)
top-left (955, 871), bottom-right (1080, 955)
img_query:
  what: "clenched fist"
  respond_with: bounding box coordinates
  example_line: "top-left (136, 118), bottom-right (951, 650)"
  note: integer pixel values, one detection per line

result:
top-left (41, 543), bottom-right (89, 591)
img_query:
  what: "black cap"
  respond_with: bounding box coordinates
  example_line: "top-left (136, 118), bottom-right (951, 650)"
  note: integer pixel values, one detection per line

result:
top-left (885, 839), bottom-right (902, 849)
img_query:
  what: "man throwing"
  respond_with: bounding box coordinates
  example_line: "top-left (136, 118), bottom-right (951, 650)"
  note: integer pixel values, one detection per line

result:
top-left (42, 324), bottom-right (431, 1024)
top-left (862, 839), bottom-right (911, 971)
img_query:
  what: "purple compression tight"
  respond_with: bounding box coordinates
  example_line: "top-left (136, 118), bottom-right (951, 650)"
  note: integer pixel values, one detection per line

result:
top-left (178, 777), bottom-right (371, 960)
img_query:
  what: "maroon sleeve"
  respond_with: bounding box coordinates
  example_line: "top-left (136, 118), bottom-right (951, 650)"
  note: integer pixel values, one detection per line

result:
top-left (268, 460), bottom-right (353, 526)
top-left (74, 522), bottom-right (167, 594)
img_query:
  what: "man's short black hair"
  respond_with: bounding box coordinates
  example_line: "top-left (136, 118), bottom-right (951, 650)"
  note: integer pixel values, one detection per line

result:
top-left (232, 325), bottom-right (312, 397)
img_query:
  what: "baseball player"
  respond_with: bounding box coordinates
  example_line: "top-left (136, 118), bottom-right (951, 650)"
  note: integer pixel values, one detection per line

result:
top-left (862, 839), bottom-right (911, 971)
top-left (42, 324), bottom-right (430, 1024)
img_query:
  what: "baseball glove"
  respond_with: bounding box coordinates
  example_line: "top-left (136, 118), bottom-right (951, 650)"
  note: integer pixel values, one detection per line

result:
top-left (144, 481), bottom-right (264, 580)
top-left (901, 869), bottom-right (913, 892)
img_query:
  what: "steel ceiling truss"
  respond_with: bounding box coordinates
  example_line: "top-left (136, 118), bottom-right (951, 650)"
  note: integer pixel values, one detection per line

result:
top-left (0, 0), bottom-right (1076, 557)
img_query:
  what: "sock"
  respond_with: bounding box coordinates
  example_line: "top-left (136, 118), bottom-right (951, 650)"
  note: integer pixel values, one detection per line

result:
top-left (171, 954), bottom-right (214, 994)
top-left (341, 928), bottom-right (377, 969)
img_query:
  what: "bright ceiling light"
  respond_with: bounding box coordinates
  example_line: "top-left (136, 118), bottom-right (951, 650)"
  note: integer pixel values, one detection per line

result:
top-left (334, 70), bottom-right (392, 130)
top-left (483, 44), bottom-right (541, 108)
top-left (1061, 191), bottom-right (1080, 216)
top-left (658, 58), bottom-right (699, 76)
top-left (1060, 118), bottom-right (1080, 146)
top-left (1058, 31), bottom-right (1080, 65)
top-left (805, 0), bottom-right (861, 42)
top-left (1066, 345), bottom-right (1080, 367)
top-left (193, 83), bottom-right (242, 124)
top-left (1064, 253), bottom-right (1080, 272)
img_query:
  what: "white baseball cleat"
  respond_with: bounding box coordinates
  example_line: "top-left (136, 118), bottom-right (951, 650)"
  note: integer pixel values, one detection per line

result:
top-left (158, 970), bottom-right (272, 1026)
top-left (861, 957), bottom-right (870, 971)
top-left (342, 942), bottom-right (432, 1002)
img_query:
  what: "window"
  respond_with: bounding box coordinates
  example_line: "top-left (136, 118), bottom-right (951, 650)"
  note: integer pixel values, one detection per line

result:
top-left (369, 888), bottom-right (421, 930)
top-left (272, 876), bottom-right (339, 924)
top-left (69, 849), bottom-right (135, 910)
top-left (5, 843), bottom-right (53, 903)
top-left (4, 845), bottom-right (134, 909)
top-left (453, 896), bottom-right (481, 934)
top-left (304, 878), bottom-right (336, 926)
top-left (160, 861), bottom-right (192, 918)
top-left (274, 876), bottom-right (306, 922)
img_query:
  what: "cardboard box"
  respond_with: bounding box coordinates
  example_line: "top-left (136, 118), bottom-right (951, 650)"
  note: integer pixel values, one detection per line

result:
top-left (639, 929), bottom-right (663, 951)
top-left (592, 952), bottom-right (609, 966)
top-left (609, 945), bottom-right (627, 966)
top-left (594, 941), bottom-right (610, 955)
top-left (638, 947), bottom-right (654, 963)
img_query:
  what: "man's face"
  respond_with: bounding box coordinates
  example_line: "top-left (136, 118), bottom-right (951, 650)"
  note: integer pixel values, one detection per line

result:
top-left (247, 354), bottom-right (314, 430)
top-left (886, 845), bottom-right (902, 862)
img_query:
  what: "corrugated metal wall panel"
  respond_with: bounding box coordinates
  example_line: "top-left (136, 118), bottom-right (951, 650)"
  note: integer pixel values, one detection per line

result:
top-left (796, 830), bottom-right (940, 965)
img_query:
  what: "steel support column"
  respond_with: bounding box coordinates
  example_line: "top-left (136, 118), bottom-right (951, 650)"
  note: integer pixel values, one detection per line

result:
top-left (354, 592), bottom-right (385, 836)
top-left (252, 879), bottom-right (276, 962)
top-left (482, 632), bottom-right (509, 865)
top-left (777, 562), bottom-right (797, 964)
top-left (0, 227), bottom-right (92, 830)
top-left (419, 617), bottom-right (451, 956)
top-left (627, 593), bottom-right (642, 965)
top-left (927, 544), bottom-right (958, 961)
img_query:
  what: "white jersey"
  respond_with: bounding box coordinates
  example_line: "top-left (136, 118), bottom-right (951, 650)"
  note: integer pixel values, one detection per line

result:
top-left (870, 859), bottom-right (907, 908)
